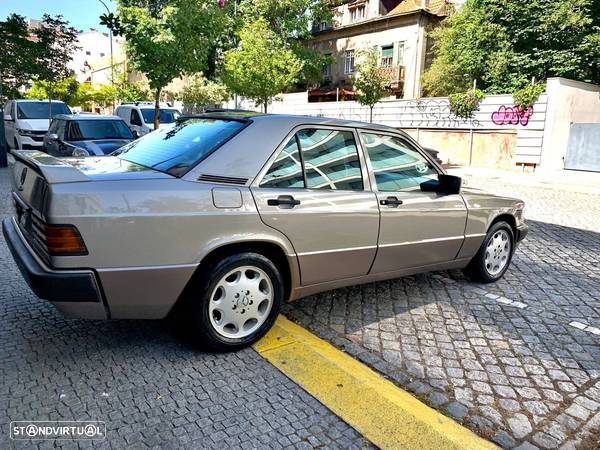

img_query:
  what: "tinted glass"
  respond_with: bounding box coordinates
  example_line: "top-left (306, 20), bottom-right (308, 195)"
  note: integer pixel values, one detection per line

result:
top-left (16, 102), bottom-right (70, 119)
top-left (118, 118), bottom-right (246, 177)
top-left (140, 108), bottom-right (179, 124)
top-left (68, 120), bottom-right (134, 140)
top-left (298, 129), bottom-right (363, 191)
top-left (260, 137), bottom-right (304, 188)
top-left (361, 133), bottom-right (438, 191)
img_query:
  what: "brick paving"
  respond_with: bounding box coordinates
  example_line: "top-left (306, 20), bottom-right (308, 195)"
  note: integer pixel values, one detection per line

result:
top-left (0, 164), bottom-right (371, 450)
top-left (284, 169), bottom-right (600, 449)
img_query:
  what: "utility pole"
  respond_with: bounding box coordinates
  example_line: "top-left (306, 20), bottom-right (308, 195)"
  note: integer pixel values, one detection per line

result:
top-left (99, 0), bottom-right (115, 112)
top-left (0, 70), bottom-right (7, 168)
top-left (233, 0), bottom-right (238, 109)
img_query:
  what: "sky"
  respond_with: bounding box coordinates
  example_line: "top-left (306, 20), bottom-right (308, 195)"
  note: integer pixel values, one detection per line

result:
top-left (0, 0), bottom-right (115, 32)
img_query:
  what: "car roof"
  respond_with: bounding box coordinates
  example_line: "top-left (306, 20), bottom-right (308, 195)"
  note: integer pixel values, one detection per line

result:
top-left (13, 99), bottom-right (67, 103)
top-left (53, 114), bottom-right (123, 121)
top-left (185, 111), bottom-right (395, 132)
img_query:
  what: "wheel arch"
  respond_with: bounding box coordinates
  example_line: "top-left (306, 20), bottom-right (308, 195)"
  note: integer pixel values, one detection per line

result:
top-left (170, 240), bottom-right (296, 317)
top-left (489, 213), bottom-right (517, 238)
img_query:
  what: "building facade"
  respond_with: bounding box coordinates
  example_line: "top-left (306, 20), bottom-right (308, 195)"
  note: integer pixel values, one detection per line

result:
top-left (306, 0), bottom-right (450, 101)
top-left (69, 28), bottom-right (125, 84)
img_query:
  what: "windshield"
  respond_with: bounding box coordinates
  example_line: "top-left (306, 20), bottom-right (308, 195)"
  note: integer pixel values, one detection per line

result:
top-left (17, 102), bottom-right (70, 119)
top-left (140, 108), bottom-right (179, 124)
top-left (117, 118), bottom-right (247, 176)
top-left (68, 120), bottom-right (134, 141)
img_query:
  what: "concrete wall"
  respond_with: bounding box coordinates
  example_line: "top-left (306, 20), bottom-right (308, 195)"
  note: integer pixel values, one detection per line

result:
top-left (539, 78), bottom-right (600, 171)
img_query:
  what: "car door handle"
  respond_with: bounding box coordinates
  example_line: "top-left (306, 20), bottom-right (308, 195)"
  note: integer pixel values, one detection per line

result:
top-left (380, 196), bottom-right (403, 207)
top-left (267, 196), bottom-right (301, 207)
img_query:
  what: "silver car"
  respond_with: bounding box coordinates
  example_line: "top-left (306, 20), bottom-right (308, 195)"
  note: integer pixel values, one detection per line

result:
top-left (3, 113), bottom-right (528, 351)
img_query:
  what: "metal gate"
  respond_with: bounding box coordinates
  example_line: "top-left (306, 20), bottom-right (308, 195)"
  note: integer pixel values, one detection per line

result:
top-left (564, 123), bottom-right (600, 172)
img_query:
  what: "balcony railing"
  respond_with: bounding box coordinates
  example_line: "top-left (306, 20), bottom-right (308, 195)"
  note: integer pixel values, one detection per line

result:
top-left (377, 65), bottom-right (405, 87)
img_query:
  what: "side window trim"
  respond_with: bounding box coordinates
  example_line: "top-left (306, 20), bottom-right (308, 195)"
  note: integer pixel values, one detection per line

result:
top-left (255, 124), bottom-right (368, 192)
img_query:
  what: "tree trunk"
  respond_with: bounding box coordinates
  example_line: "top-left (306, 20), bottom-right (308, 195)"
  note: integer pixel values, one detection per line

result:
top-left (369, 105), bottom-right (373, 123)
top-left (263, 99), bottom-right (268, 114)
top-left (154, 88), bottom-right (161, 130)
top-left (48, 83), bottom-right (53, 121)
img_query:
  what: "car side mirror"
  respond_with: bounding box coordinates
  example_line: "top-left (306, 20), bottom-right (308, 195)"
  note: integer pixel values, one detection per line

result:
top-left (3, 114), bottom-right (13, 121)
top-left (420, 174), bottom-right (462, 195)
top-left (132, 130), bottom-right (141, 139)
top-left (47, 133), bottom-right (59, 142)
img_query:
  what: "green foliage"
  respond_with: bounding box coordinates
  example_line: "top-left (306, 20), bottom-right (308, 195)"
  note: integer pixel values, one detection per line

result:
top-left (238, 0), bottom-right (333, 85)
top-left (180, 74), bottom-right (230, 113)
top-left (0, 14), bottom-right (78, 101)
top-left (114, 70), bottom-right (151, 102)
top-left (449, 89), bottom-right (485, 119)
top-left (423, 0), bottom-right (600, 96)
top-left (222, 18), bottom-right (303, 112)
top-left (353, 49), bottom-right (391, 122)
top-left (26, 77), bottom-right (80, 104)
top-left (513, 82), bottom-right (546, 110)
top-left (116, 0), bottom-right (227, 127)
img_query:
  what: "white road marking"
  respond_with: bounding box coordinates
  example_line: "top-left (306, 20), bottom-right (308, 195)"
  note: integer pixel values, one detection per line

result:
top-left (570, 321), bottom-right (600, 335)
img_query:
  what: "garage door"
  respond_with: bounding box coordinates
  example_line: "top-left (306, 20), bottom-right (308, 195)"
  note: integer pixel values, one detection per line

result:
top-left (564, 123), bottom-right (600, 172)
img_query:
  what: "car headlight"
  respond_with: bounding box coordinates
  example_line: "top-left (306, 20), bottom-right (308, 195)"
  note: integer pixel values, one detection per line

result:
top-left (16, 128), bottom-right (37, 137)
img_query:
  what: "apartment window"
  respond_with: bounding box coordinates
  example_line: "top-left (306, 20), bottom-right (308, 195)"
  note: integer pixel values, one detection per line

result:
top-left (85, 51), bottom-right (91, 56)
top-left (344, 50), bottom-right (355, 75)
top-left (350, 5), bottom-right (366, 22)
top-left (397, 42), bottom-right (406, 66)
top-left (322, 54), bottom-right (332, 79)
top-left (381, 45), bottom-right (394, 68)
top-left (100, 52), bottom-right (105, 57)
top-left (315, 21), bottom-right (331, 32)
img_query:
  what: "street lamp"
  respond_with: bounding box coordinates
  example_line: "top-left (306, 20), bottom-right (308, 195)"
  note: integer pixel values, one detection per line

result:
top-left (98, 0), bottom-right (115, 111)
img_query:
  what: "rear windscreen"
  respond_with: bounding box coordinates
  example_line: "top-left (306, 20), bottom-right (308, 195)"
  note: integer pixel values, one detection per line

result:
top-left (117, 118), bottom-right (246, 176)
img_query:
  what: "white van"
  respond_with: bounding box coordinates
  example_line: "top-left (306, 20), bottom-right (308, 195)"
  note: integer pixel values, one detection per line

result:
top-left (4, 100), bottom-right (71, 150)
top-left (115, 102), bottom-right (180, 137)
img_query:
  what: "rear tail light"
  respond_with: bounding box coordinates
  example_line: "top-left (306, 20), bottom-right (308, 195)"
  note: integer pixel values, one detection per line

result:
top-left (44, 224), bottom-right (88, 255)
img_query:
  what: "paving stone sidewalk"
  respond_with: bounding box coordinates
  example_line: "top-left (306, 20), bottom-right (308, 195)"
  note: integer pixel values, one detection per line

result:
top-left (285, 169), bottom-right (600, 449)
top-left (0, 165), bottom-right (372, 450)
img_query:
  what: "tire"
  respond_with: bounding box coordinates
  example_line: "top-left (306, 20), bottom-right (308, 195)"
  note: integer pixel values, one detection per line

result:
top-left (464, 221), bottom-right (515, 283)
top-left (185, 252), bottom-right (284, 351)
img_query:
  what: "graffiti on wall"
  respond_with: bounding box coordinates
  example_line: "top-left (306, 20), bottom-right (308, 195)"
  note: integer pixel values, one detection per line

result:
top-left (395, 99), bottom-right (482, 128)
top-left (491, 105), bottom-right (534, 126)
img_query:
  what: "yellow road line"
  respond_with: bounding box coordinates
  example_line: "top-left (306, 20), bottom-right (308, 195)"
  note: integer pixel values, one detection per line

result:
top-left (254, 316), bottom-right (497, 450)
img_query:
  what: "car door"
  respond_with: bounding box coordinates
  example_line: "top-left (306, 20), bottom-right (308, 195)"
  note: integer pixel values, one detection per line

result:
top-left (130, 109), bottom-right (143, 136)
top-left (4, 101), bottom-right (15, 146)
top-left (251, 126), bottom-right (379, 286)
top-left (359, 131), bottom-right (467, 274)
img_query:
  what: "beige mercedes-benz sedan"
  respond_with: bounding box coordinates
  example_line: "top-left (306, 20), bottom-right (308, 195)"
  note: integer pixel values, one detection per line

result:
top-left (3, 112), bottom-right (528, 350)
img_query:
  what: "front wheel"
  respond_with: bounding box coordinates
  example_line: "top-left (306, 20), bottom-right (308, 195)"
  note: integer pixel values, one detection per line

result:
top-left (464, 221), bottom-right (515, 283)
top-left (187, 252), bottom-right (283, 351)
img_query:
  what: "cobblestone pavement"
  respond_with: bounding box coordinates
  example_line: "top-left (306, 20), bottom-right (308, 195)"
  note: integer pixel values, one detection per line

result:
top-left (0, 165), bottom-right (371, 449)
top-left (285, 170), bottom-right (600, 449)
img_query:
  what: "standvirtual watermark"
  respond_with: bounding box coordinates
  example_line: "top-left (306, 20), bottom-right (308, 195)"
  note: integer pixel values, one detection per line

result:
top-left (10, 421), bottom-right (106, 440)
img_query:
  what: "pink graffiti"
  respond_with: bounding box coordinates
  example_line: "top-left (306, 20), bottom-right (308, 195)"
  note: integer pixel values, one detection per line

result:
top-left (491, 105), bottom-right (534, 126)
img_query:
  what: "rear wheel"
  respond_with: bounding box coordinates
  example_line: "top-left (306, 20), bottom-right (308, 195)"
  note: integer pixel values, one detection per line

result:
top-left (186, 252), bottom-right (283, 351)
top-left (464, 221), bottom-right (515, 283)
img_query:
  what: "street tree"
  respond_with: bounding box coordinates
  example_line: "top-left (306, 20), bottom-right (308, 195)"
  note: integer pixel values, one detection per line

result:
top-left (422, 0), bottom-right (600, 96)
top-left (353, 49), bottom-right (391, 123)
top-left (32, 14), bottom-right (80, 117)
top-left (115, 0), bottom-right (227, 129)
top-left (237, 0), bottom-right (334, 85)
top-left (222, 18), bottom-right (303, 113)
top-left (27, 77), bottom-right (80, 105)
top-left (0, 14), bottom-right (39, 100)
top-left (180, 73), bottom-right (230, 113)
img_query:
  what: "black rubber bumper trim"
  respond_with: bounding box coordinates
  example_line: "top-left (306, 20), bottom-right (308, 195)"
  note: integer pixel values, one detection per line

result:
top-left (516, 223), bottom-right (529, 242)
top-left (2, 218), bottom-right (101, 303)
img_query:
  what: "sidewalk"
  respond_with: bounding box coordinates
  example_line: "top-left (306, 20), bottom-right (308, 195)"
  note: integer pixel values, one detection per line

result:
top-left (448, 166), bottom-right (600, 196)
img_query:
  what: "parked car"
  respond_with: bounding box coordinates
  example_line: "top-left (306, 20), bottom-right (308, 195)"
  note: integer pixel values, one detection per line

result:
top-left (115, 102), bottom-right (180, 137)
top-left (3, 100), bottom-right (71, 150)
top-left (3, 113), bottom-right (528, 351)
top-left (43, 114), bottom-right (135, 157)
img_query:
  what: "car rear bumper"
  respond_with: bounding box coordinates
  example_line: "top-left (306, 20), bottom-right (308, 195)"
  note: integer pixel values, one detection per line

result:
top-left (2, 217), bottom-right (107, 318)
top-left (516, 223), bottom-right (529, 243)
